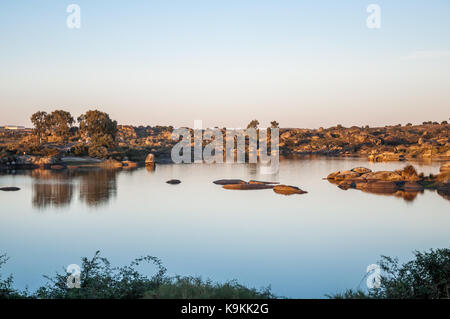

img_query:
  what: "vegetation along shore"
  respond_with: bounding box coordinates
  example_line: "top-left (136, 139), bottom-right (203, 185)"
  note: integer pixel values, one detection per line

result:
top-left (1, 247), bottom-right (449, 299)
top-left (1, 110), bottom-right (449, 171)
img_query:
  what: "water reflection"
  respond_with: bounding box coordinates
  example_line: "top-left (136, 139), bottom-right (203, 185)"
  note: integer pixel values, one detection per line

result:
top-left (78, 169), bottom-right (117, 207)
top-left (145, 163), bottom-right (155, 173)
top-left (327, 179), bottom-right (448, 202)
top-left (438, 189), bottom-right (450, 201)
top-left (30, 168), bottom-right (118, 209)
top-left (32, 169), bottom-right (74, 208)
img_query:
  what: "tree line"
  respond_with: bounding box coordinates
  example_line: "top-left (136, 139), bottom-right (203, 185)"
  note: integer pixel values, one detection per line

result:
top-left (30, 109), bottom-right (118, 157)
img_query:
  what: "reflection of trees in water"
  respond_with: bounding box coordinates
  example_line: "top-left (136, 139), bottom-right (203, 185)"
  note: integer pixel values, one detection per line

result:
top-left (32, 169), bottom-right (74, 208)
top-left (31, 168), bottom-right (119, 209)
top-left (78, 169), bottom-right (118, 207)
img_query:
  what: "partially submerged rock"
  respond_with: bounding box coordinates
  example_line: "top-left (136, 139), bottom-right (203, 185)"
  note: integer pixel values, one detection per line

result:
top-left (0, 187), bottom-right (20, 191)
top-left (145, 153), bottom-right (155, 165)
top-left (166, 179), bottom-right (181, 184)
top-left (327, 164), bottom-right (450, 201)
top-left (273, 185), bottom-right (308, 195)
top-left (213, 179), bottom-right (246, 185)
top-left (248, 180), bottom-right (279, 185)
top-left (223, 183), bottom-right (274, 190)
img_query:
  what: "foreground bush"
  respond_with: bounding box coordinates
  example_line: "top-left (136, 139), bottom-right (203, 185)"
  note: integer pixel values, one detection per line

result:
top-left (1, 251), bottom-right (274, 299)
top-left (144, 276), bottom-right (273, 299)
top-left (0, 254), bottom-right (26, 299)
top-left (329, 248), bottom-right (450, 299)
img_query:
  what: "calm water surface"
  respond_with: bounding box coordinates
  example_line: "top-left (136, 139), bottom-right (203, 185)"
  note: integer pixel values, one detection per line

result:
top-left (0, 158), bottom-right (449, 298)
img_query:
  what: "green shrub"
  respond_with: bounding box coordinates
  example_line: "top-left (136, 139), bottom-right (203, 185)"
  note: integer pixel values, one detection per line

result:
top-left (36, 251), bottom-right (166, 299)
top-left (0, 251), bottom-right (275, 299)
top-left (328, 248), bottom-right (450, 299)
top-left (144, 276), bottom-right (274, 299)
top-left (0, 254), bottom-right (26, 299)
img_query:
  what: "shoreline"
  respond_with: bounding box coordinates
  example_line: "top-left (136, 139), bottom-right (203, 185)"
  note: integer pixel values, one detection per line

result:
top-left (1, 154), bottom-right (448, 172)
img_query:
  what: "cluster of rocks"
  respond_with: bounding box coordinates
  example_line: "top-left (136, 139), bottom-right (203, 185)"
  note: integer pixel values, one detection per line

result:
top-left (326, 163), bottom-right (450, 201)
top-left (0, 152), bottom-right (158, 172)
top-left (213, 179), bottom-right (307, 195)
top-left (279, 122), bottom-right (450, 161)
top-left (115, 125), bottom-right (175, 160)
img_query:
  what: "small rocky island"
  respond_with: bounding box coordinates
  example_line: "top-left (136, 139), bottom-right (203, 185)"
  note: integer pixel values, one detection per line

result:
top-left (213, 179), bottom-right (307, 195)
top-left (327, 163), bottom-right (450, 201)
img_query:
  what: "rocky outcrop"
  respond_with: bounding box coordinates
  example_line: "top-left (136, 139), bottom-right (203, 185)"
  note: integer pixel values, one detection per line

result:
top-left (273, 185), bottom-right (308, 195)
top-left (368, 152), bottom-right (405, 162)
top-left (327, 164), bottom-right (450, 201)
top-left (215, 179), bottom-right (306, 194)
top-left (361, 171), bottom-right (404, 182)
top-left (277, 122), bottom-right (449, 160)
top-left (328, 170), bottom-right (361, 181)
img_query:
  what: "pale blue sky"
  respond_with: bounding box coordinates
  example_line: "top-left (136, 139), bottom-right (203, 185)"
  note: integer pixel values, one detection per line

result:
top-left (1, 0), bottom-right (449, 128)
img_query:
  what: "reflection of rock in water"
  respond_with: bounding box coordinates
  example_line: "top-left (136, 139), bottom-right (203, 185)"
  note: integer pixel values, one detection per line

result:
top-left (146, 163), bottom-right (155, 173)
top-left (329, 178), bottom-right (422, 202)
top-left (394, 190), bottom-right (420, 202)
top-left (32, 169), bottom-right (74, 208)
top-left (78, 169), bottom-right (117, 207)
top-left (437, 189), bottom-right (450, 201)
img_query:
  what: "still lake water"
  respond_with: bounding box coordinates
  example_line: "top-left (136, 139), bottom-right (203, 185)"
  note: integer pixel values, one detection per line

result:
top-left (0, 158), bottom-right (449, 298)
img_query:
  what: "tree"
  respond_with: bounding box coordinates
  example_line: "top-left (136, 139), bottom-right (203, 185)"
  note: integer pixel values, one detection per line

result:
top-left (78, 110), bottom-right (118, 148)
top-left (30, 111), bottom-right (49, 144)
top-left (48, 110), bottom-right (74, 142)
top-left (246, 120), bottom-right (259, 129)
top-left (270, 121), bottom-right (279, 128)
